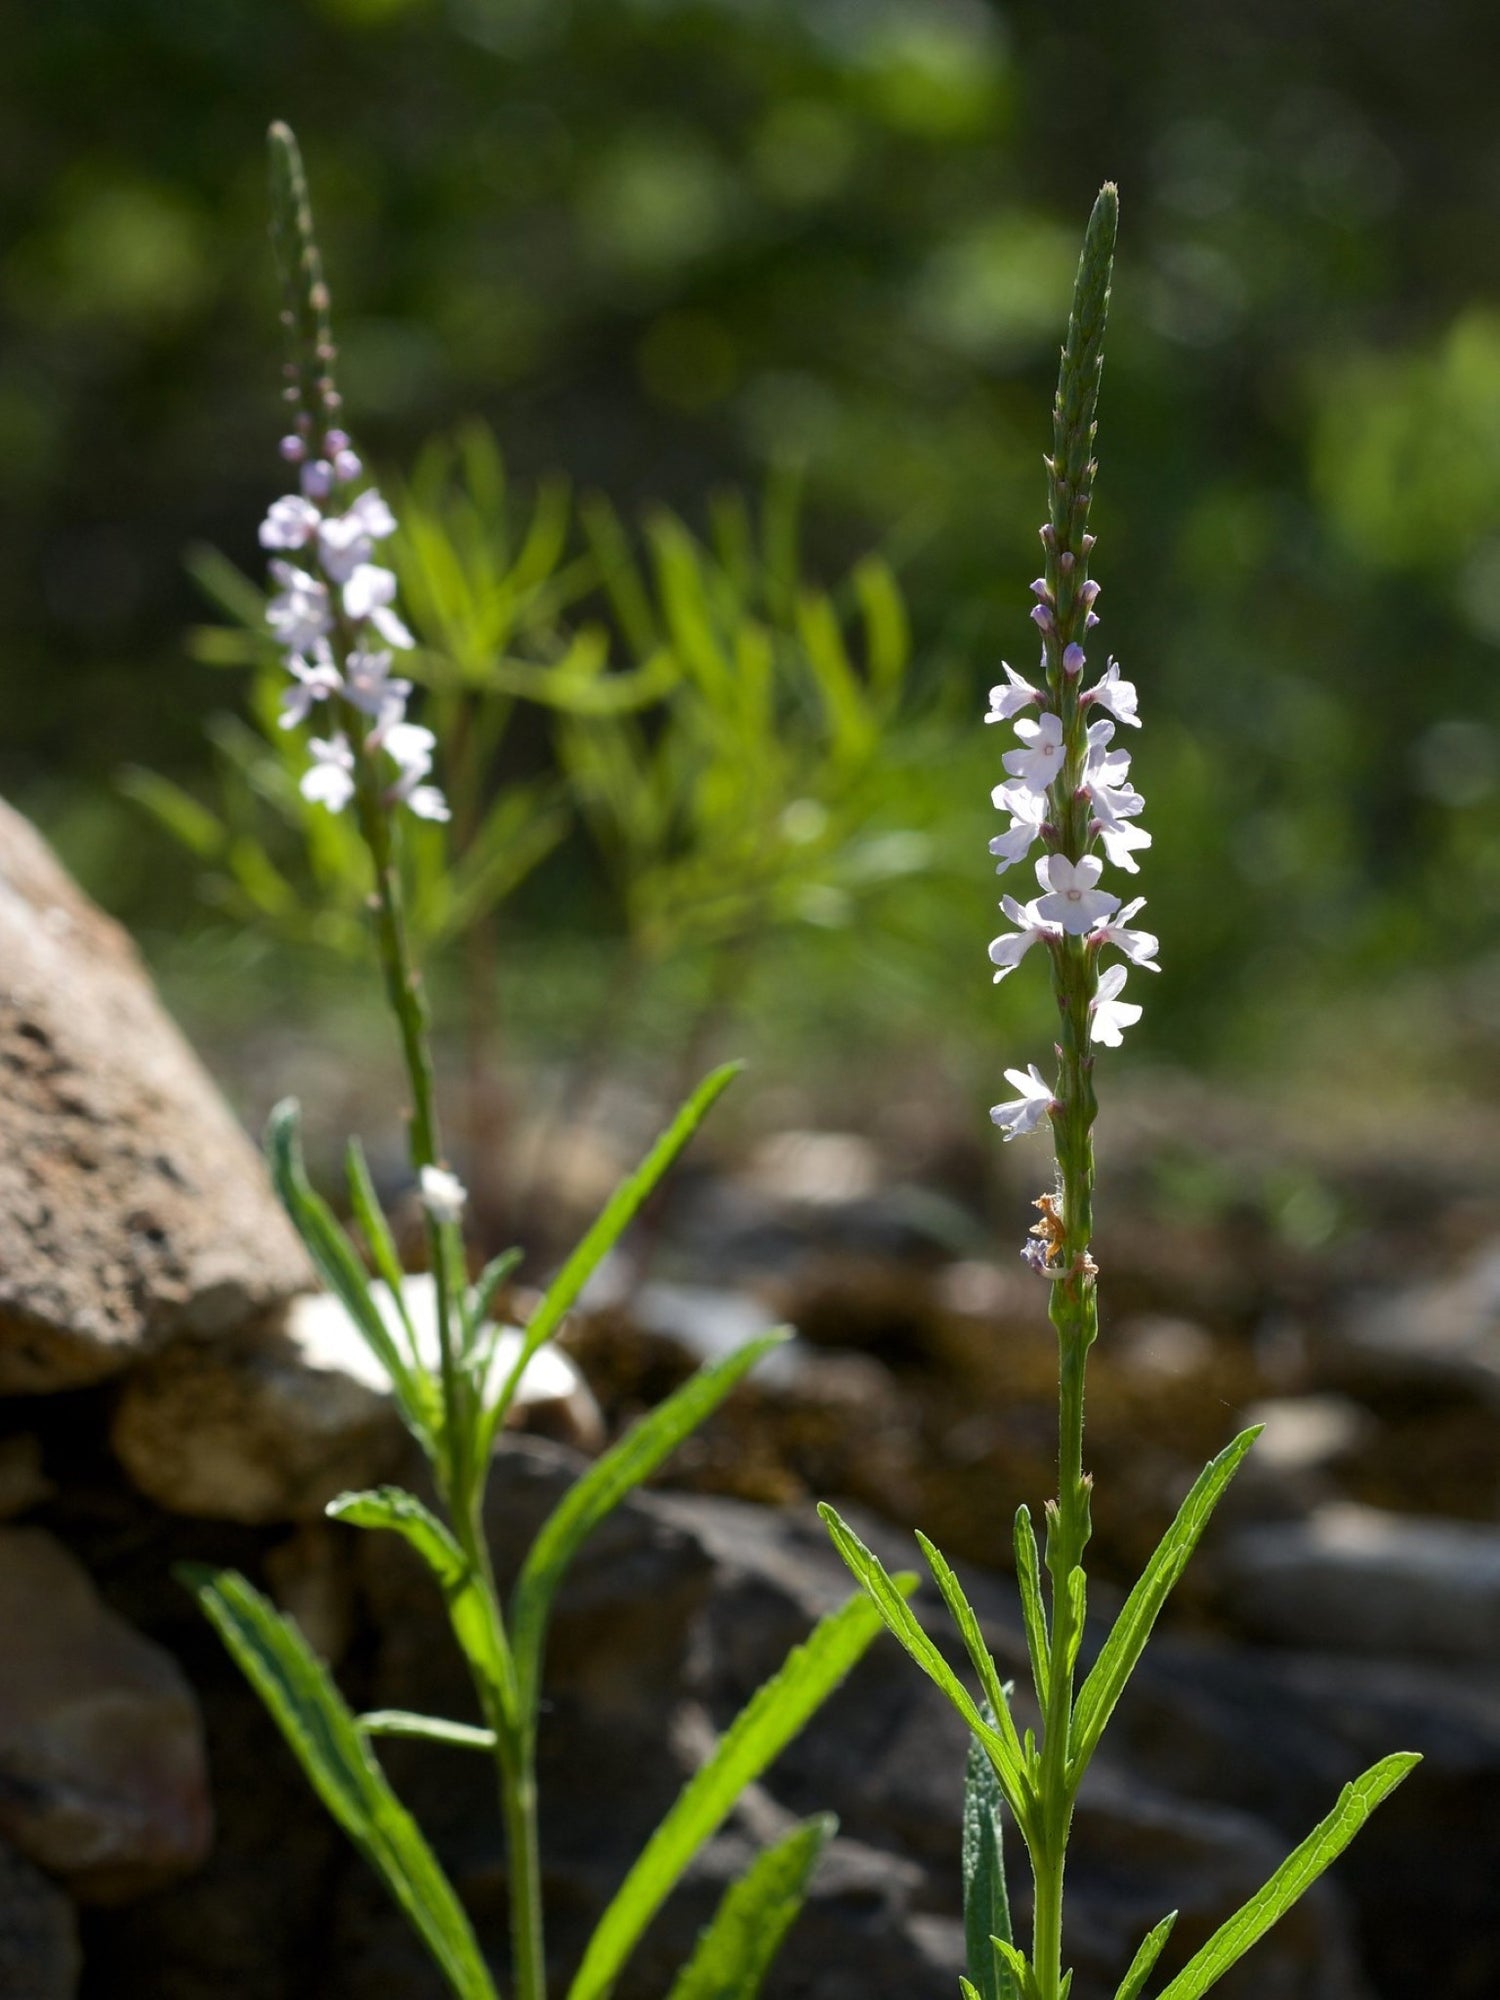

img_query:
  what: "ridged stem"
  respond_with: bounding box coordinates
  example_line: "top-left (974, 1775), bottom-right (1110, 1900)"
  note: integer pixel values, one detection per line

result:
top-left (1027, 182), bottom-right (1117, 2000)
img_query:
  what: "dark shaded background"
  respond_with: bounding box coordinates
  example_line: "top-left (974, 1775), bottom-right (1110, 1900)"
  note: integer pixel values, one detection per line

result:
top-left (8, 0), bottom-right (1500, 1095)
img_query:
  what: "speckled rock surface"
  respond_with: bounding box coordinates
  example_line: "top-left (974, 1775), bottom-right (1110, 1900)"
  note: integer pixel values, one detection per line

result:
top-left (0, 798), bottom-right (312, 1392)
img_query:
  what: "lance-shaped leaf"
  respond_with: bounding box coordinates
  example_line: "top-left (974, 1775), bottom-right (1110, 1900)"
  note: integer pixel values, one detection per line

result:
top-left (183, 1566), bottom-right (498, 2000)
top-left (1070, 1429), bottom-right (1260, 1779)
top-left (819, 1506), bottom-right (1031, 1823)
top-left (510, 1331), bottom-right (787, 1707)
top-left (917, 1535), bottom-right (1031, 1790)
top-left (265, 1100), bottom-right (433, 1449)
top-left (359, 1711), bottom-right (498, 1753)
top-left (476, 1062), bottom-right (741, 1459)
top-left (963, 1728), bottom-right (1017, 2000)
top-left (664, 1814), bottom-right (835, 2000)
top-left (328, 1487), bottom-right (516, 1727)
top-left (1113, 1912), bottom-right (1177, 2000)
top-left (566, 1588), bottom-right (890, 2000)
top-left (1153, 1755), bottom-right (1419, 2000)
top-left (1012, 1508), bottom-right (1050, 1712)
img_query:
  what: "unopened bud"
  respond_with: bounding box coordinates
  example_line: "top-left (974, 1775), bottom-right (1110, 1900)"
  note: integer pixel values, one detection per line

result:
top-left (333, 449), bottom-right (362, 483)
top-left (324, 428), bottom-right (350, 454)
top-left (1029, 577), bottom-right (1052, 602)
top-left (1078, 579), bottom-right (1100, 607)
top-left (1082, 533), bottom-right (1096, 552)
top-left (279, 434), bottom-right (306, 464)
top-left (301, 458), bottom-right (334, 501)
top-left (1030, 604), bottom-right (1053, 632)
top-left (1062, 643), bottom-right (1086, 676)
top-left (1085, 611), bottom-right (1101, 631)
top-left (1059, 550), bottom-right (1075, 573)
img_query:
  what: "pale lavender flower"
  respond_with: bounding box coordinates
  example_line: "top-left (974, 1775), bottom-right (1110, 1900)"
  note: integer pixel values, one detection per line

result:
top-left (1095, 819), bottom-right (1152, 873)
top-left (267, 562), bottom-right (332, 652)
top-left (1090, 897), bottom-right (1160, 971)
top-left (985, 665), bottom-right (1041, 724)
top-left (1004, 713), bottom-right (1067, 792)
top-left (279, 643), bottom-right (343, 728)
top-left (259, 494), bottom-right (320, 551)
top-left (1089, 963), bottom-right (1143, 1047)
top-left (1083, 658), bottom-right (1140, 728)
top-left (990, 1064), bottom-right (1055, 1141)
top-left (988, 896), bottom-right (1057, 983)
top-left (1034, 853), bottom-right (1120, 935)
top-left (343, 563), bottom-right (414, 649)
top-left (301, 732), bottom-right (355, 813)
top-left (343, 647), bottom-right (412, 717)
top-left (301, 457), bottom-right (335, 501)
top-left (317, 488), bottom-right (398, 583)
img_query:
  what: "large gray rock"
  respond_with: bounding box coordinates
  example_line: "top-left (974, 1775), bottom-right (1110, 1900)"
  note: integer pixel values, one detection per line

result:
top-left (1221, 1503), bottom-right (1500, 1662)
top-left (0, 1528), bottom-right (211, 1900)
top-left (0, 799), bottom-right (312, 1392)
top-left (0, 1840), bottom-right (79, 2000)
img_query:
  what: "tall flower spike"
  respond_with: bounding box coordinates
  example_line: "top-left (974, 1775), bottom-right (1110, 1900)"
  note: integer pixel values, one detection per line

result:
top-left (262, 123), bottom-right (445, 827)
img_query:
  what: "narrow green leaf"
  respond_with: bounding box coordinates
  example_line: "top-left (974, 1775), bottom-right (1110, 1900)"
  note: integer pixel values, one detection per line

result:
top-left (566, 1588), bottom-right (888, 2000)
top-left (118, 767), bottom-right (226, 859)
top-left (993, 1938), bottom-right (1031, 1999)
top-left (265, 1101), bottom-right (432, 1448)
top-left (345, 1138), bottom-right (419, 1358)
top-left (327, 1488), bottom-right (516, 1726)
top-left (182, 1565), bottom-right (498, 2000)
top-left (477, 1062), bottom-right (741, 1455)
top-left (1012, 1508), bottom-right (1050, 1712)
top-left (464, 1248), bottom-right (525, 1347)
top-left (664, 1814), bottom-right (835, 2000)
top-left (917, 1534), bottom-right (1030, 1787)
top-left (1113, 1912), bottom-right (1177, 2000)
top-left (963, 1729), bottom-right (1016, 2000)
top-left (1071, 1429), bottom-right (1261, 1777)
top-left (960, 1980), bottom-right (983, 2000)
top-left (511, 1332), bottom-right (787, 1706)
top-left (358, 1711), bottom-right (498, 1753)
top-left (1154, 1755), bottom-right (1419, 2000)
top-left (819, 1506), bottom-right (1030, 1822)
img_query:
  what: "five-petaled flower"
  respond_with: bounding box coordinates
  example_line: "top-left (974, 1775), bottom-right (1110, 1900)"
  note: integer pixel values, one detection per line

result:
top-left (990, 1064), bottom-right (1055, 1142)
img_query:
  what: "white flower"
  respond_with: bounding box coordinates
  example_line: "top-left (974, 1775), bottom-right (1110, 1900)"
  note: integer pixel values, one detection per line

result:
top-left (344, 648), bottom-right (412, 717)
top-left (300, 733), bottom-right (355, 813)
top-left (1003, 713), bottom-right (1067, 792)
top-left (1034, 853), bottom-right (1120, 934)
top-left (985, 666), bottom-right (1040, 724)
top-left (988, 782), bottom-right (1048, 872)
top-left (406, 784), bottom-right (452, 823)
top-left (1096, 819), bottom-right (1152, 873)
top-left (279, 644), bottom-right (343, 729)
top-left (381, 720), bottom-right (436, 779)
top-left (1091, 897), bottom-right (1160, 971)
top-left (990, 1064), bottom-right (1055, 1141)
top-left (1089, 963), bottom-right (1143, 1047)
top-left (267, 563), bottom-right (332, 653)
top-left (343, 563), bottom-right (414, 649)
top-left (419, 1164), bottom-right (467, 1224)
top-left (1085, 658), bottom-right (1140, 727)
top-left (988, 896), bottom-right (1056, 983)
top-left (259, 494), bottom-right (321, 551)
top-left (317, 488), bottom-right (398, 583)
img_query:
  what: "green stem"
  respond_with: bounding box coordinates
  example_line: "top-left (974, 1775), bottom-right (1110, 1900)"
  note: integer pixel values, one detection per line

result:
top-left (1024, 183), bottom-right (1117, 2000)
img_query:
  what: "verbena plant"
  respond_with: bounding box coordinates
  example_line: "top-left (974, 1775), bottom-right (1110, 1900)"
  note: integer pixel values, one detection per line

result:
top-left (819, 185), bottom-right (1418, 2000)
top-left (183, 123), bottom-right (895, 2000)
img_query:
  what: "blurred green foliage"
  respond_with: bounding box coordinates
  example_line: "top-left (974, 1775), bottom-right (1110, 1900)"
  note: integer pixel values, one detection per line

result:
top-left (12, 0), bottom-right (1500, 1082)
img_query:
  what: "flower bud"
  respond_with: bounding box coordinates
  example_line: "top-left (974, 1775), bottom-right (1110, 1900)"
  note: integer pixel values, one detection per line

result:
top-left (324, 428), bottom-right (350, 454)
top-left (279, 434), bottom-right (306, 464)
top-left (301, 458), bottom-right (334, 501)
top-left (1030, 604), bottom-right (1053, 632)
top-left (333, 449), bottom-right (362, 482)
top-left (1078, 579), bottom-right (1100, 607)
top-left (1062, 643), bottom-right (1086, 677)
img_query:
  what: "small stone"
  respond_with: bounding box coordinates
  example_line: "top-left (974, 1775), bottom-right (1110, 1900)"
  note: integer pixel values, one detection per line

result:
top-left (0, 1529), bottom-right (211, 1901)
